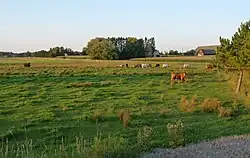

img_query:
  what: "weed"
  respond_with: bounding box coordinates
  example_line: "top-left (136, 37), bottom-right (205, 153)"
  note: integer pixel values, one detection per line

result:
top-left (218, 107), bottom-right (233, 118)
top-left (179, 96), bottom-right (197, 113)
top-left (136, 126), bottom-right (153, 151)
top-left (167, 119), bottom-right (185, 148)
top-left (118, 109), bottom-right (130, 128)
top-left (200, 98), bottom-right (221, 113)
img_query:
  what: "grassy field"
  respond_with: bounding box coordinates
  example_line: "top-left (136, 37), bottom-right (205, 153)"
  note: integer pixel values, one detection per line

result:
top-left (1, 57), bottom-right (250, 158)
top-left (131, 55), bottom-right (214, 62)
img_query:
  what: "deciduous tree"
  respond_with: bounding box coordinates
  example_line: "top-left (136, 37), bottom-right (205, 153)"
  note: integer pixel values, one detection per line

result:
top-left (86, 38), bottom-right (118, 60)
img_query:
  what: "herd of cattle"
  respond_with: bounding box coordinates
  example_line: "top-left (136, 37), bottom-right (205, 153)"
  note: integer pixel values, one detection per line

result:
top-left (120, 63), bottom-right (190, 68)
top-left (120, 63), bottom-right (215, 83)
top-left (23, 62), bottom-right (214, 83)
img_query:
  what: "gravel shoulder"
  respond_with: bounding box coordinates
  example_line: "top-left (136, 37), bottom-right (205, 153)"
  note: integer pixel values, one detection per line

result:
top-left (141, 134), bottom-right (250, 158)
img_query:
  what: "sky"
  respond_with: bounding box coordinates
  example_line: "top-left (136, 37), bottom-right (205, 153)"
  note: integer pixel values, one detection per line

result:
top-left (0, 0), bottom-right (250, 53)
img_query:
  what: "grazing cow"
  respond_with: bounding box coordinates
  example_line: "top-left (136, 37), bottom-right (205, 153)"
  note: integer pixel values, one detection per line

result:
top-left (171, 72), bottom-right (186, 83)
top-left (24, 63), bottom-right (31, 67)
top-left (120, 64), bottom-right (128, 67)
top-left (141, 63), bottom-right (152, 68)
top-left (162, 64), bottom-right (169, 68)
top-left (183, 64), bottom-right (189, 68)
top-left (134, 64), bottom-right (142, 68)
top-left (155, 64), bottom-right (160, 68)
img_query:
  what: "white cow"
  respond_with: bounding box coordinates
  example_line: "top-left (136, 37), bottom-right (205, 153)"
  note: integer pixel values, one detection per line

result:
top-left (183, 64), bottom-right (189, 68)
top-left (162, 64), bottom-right (169, 68)
top-left (141, 63), bottom-right (152, 68)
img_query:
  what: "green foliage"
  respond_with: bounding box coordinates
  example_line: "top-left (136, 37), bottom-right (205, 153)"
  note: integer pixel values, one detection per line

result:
top-left (85, 37), bottom-right (157, 60)
top-left (216, 20), bottom-right (250, 69)
top-left (86, 38), bottom-right (118, 60)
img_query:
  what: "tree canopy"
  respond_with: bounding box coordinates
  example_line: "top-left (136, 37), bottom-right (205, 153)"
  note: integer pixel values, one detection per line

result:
top-left (85, 37), bottom-right (157, 60)
top-left (215, 20), bottom-right (250, 93)
top-left (86, 38), bottom-right (118, 60)
top-left (216, 20), bottom-right (250, 70)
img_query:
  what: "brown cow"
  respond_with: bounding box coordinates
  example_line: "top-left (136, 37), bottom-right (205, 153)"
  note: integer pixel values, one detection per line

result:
top-left (171, 72), bottom-right (186, 83)
top-left (134, 64), bottom-right (142, 68)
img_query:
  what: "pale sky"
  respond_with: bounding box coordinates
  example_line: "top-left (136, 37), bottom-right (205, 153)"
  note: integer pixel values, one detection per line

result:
top-left (0, 0), bottom-right (249, 53)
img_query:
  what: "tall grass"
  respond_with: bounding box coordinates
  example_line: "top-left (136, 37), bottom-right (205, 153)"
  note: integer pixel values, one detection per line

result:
top-left (1, 126), bottom-right (156, 158)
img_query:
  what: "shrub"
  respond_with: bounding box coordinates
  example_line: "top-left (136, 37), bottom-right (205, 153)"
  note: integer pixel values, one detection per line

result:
top-left (218, 107), bottom-right (233, 118)
top-left (200, 98), bottom-right (221, 113)
top-left (179, 96), bottom-right (197, 113)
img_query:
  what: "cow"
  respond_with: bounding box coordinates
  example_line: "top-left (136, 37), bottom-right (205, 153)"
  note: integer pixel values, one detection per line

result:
top-left (155, 64), bottom-right (160, 68)
top-left (120, 64), bottom-right (129, 68)
top-left (171, 72), bottom-right (187, 83)
top-left (141, 63), bottom-right (152, 68)
top-left (134, 64), bottom-right (142, 68)
top-left (162, 64), bottom-right (169, 68)
top-left (183, 64), bottom-right (189, 68)
top-left (206, 64), bottom-right (213, 70)
top-left (24, 63), bottom-right (31, 67)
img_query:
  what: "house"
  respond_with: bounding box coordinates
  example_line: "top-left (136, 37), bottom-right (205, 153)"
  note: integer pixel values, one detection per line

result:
top-left (195, 45), bottom-right (220, 56)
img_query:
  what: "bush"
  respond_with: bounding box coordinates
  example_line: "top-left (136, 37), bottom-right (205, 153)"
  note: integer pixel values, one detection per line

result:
top-left (200, 98), bottom-right (221, 113)
top-left (218, 107), bottom-right (233, 118)
top-left (179, 96), bottom-right (197, 113)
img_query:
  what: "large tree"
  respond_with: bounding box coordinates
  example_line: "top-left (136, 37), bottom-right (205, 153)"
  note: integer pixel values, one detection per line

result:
top-left (84, 36), bottom-right (157, 60)
top-left (215, 20), bottom-right (250, 92)
top-left (86, 38), bottom-right (118, 60)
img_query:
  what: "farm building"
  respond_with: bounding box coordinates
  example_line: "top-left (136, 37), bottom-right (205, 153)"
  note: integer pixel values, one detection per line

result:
top-left (195, 45), bottom-right (220, 56)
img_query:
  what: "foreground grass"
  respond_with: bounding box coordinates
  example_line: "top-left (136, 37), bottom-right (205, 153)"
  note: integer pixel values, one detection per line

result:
top-left (1, 60), bottom-right (250, 157)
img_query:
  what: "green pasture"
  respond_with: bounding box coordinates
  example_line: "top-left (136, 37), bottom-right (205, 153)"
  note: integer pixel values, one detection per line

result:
top-left (0, 58), bottom-right (250, 158)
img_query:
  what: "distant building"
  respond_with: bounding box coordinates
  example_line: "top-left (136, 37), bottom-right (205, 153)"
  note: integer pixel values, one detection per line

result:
top-left (195, 45), bottom-right (220, 56)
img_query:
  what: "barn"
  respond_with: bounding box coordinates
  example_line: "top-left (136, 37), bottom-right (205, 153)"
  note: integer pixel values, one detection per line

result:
top-left (195, 45), bottom-right (220, 56)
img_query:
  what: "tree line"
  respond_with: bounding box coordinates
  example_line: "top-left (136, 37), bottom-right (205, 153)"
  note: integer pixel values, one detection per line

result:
top-left (0, 47), bottom-right (83, 57)
top-left (85, 37), bottom-right (197, 60)
top-left (0, 37), bottom-right (197, 58)
top-left (85, 37), bottom-right (157, 60)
